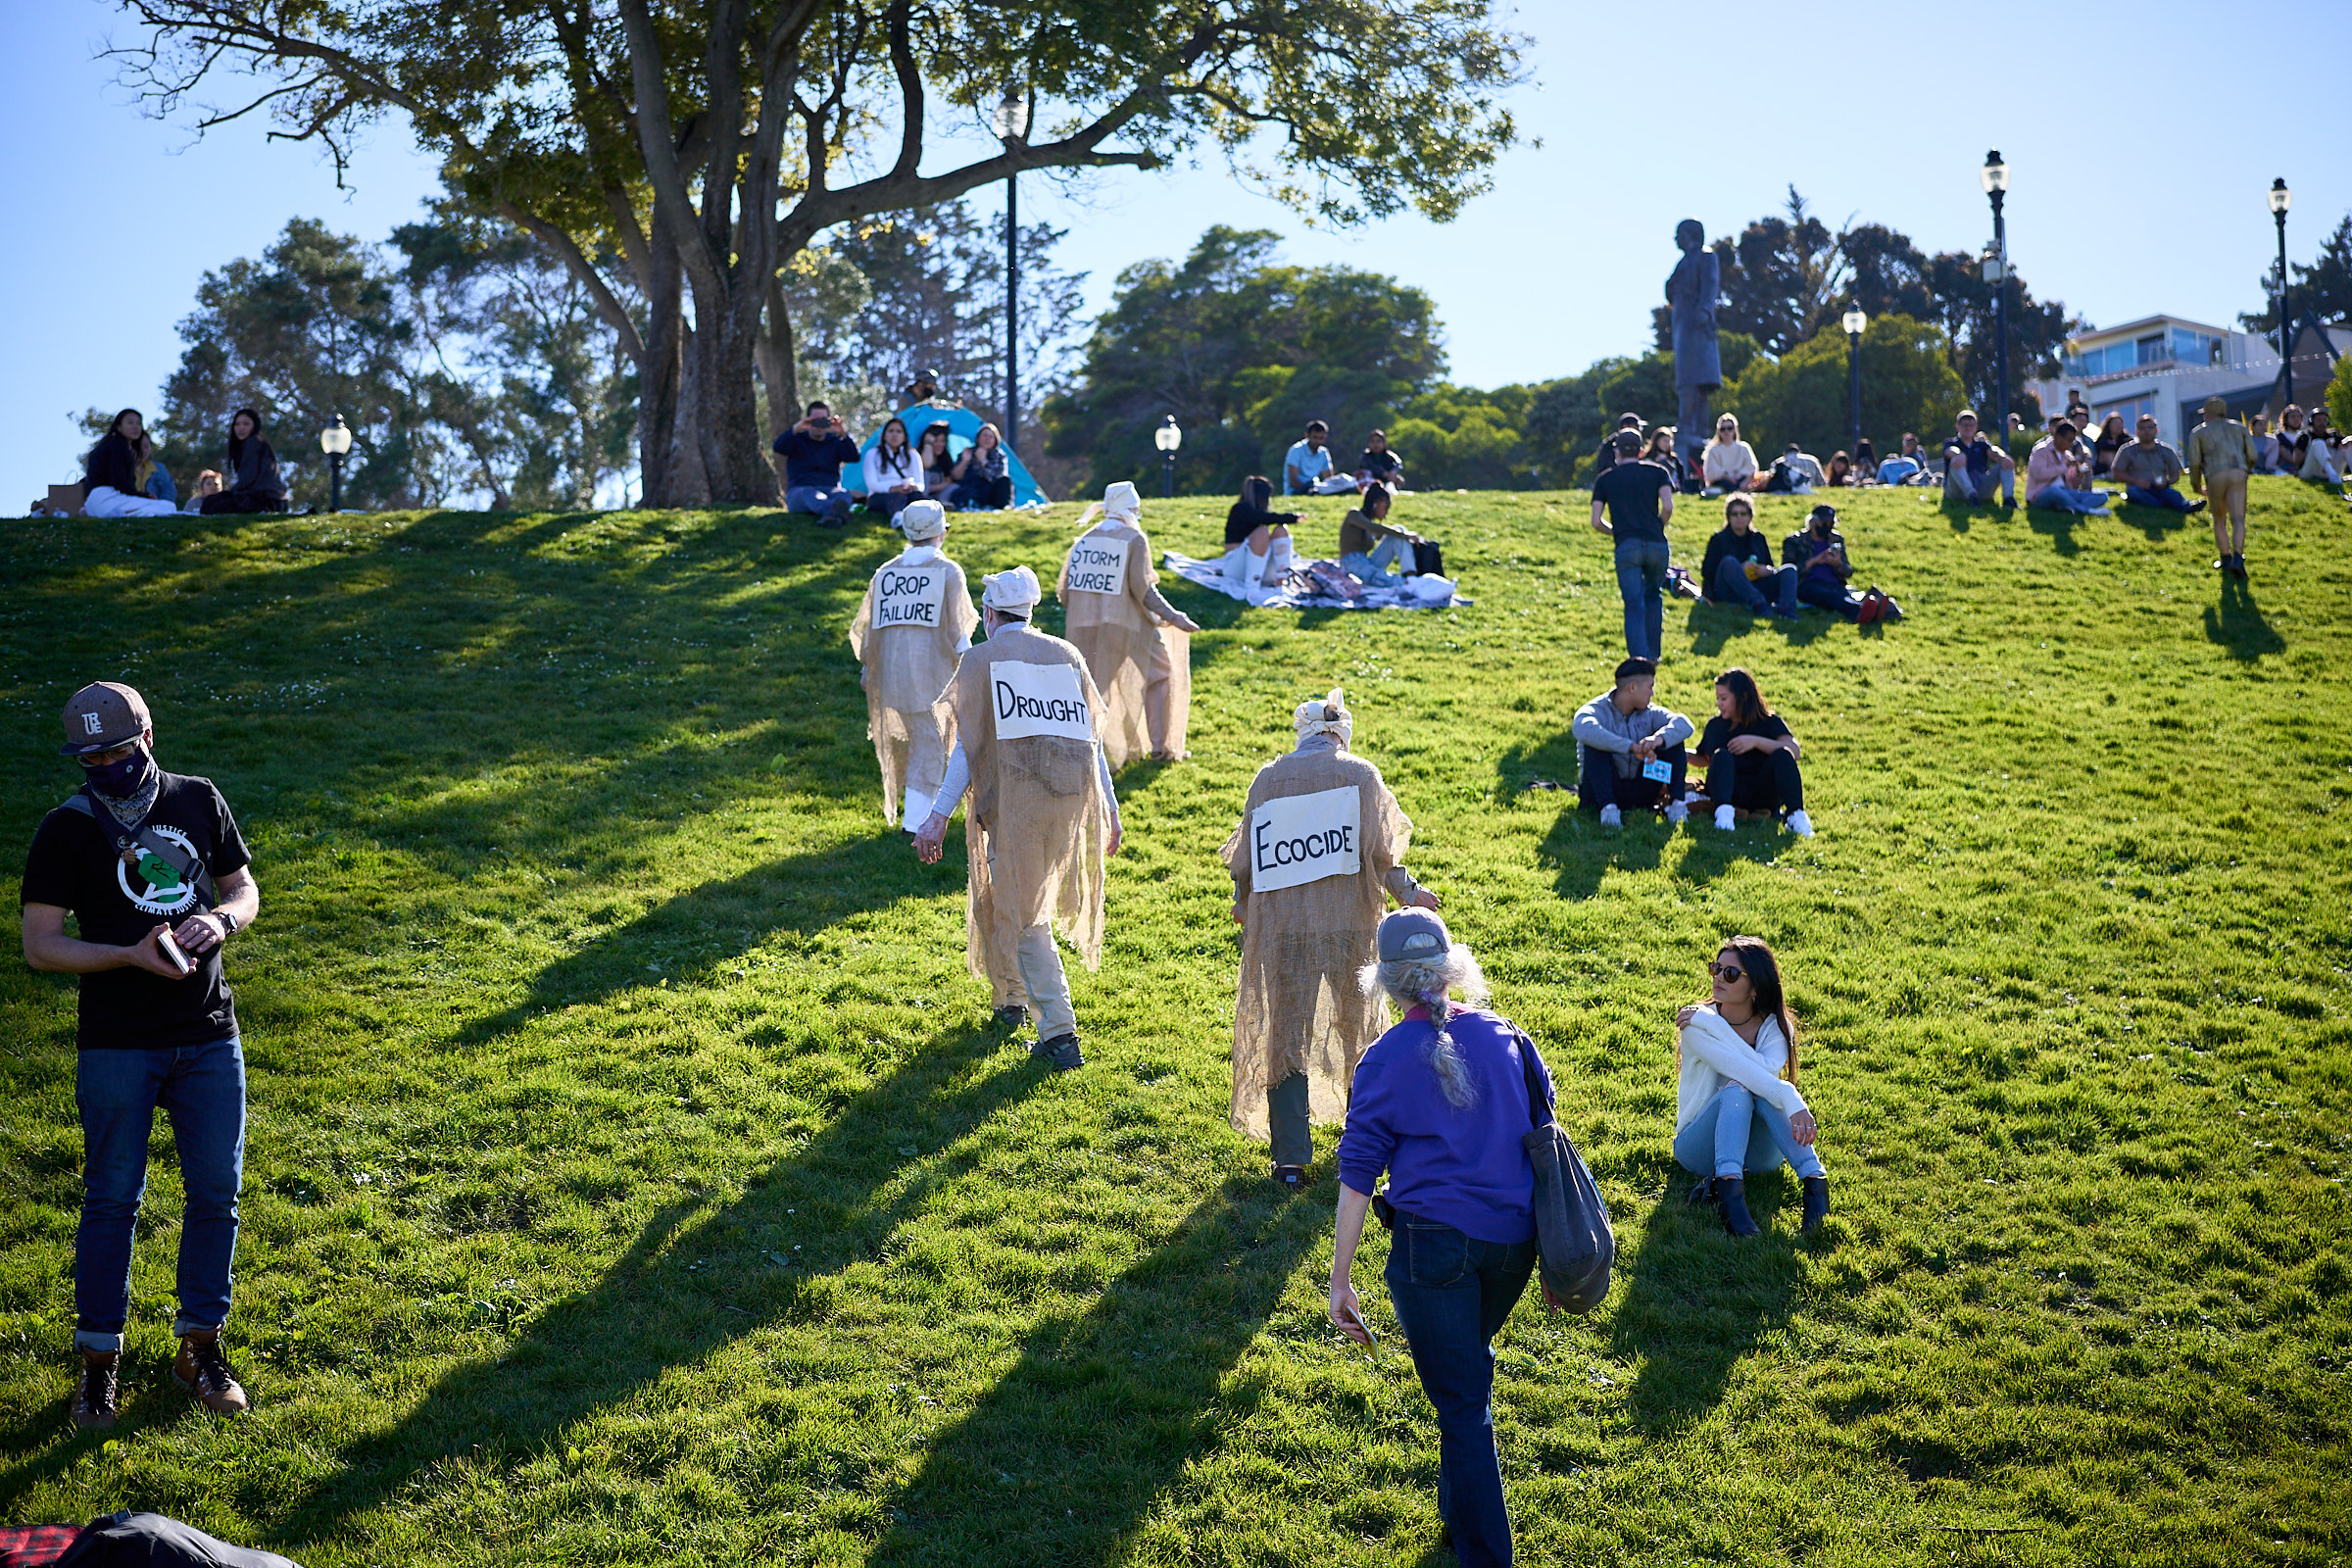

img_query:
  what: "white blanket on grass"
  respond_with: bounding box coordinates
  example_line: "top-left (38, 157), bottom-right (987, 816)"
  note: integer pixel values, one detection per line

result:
top-left (1159, 552), bottom-right (1466, 612)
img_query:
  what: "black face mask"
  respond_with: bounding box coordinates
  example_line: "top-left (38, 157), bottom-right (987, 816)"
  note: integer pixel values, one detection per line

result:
top-left (83, 745), bottom-right (156, 800)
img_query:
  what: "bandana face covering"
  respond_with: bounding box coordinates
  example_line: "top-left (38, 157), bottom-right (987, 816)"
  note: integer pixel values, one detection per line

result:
top-left (84, 744), bottom-right (160, 828)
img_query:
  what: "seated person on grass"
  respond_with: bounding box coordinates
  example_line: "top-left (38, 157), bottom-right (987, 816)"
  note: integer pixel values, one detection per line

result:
top-left (1698, 495), bottom-right (1797, 618)
top-left (1701, 415), bottom-right (1760, 494)
top-left (2108, 415), bottom-right (2206, 514)
top-left (1338, 483), bottom-right (1424, 581)
top-left (1644, 426), bottom-right (1690, 493)
top-left (1940, 410), bottom-right (2016, 507)
top-left (1781, 504), bottom-right (1900, 624)
top-left (1571, 657), bottom-right (1693, 829)
top-left (2303, 409), bottom-right (2348, 494)
top-left (1672, 935), bottom-right (1830, 1238)
top-left (1356, 429), bottom-right (1405, 491)
top-left (1760, 444), bottom-right (1824, 493)
top-left (1875, 432), bottom-right (1932, 485)
top-left (1285, 420), bottom-right (1359, 496)
top-left (772, 401), bottom-right (861, 526)
top-left (2025, 419), bottom-right (2113, 515)
top-left (1694, 666), bottom-right (1812, 838)
top-left (201, 409), bottom-right (290, 515)
top-left (79, 410), bottom-right (181, 518)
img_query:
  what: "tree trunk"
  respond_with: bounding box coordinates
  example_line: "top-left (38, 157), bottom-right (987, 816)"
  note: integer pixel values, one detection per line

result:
top-left (638, 242), bottom-right (708, 509)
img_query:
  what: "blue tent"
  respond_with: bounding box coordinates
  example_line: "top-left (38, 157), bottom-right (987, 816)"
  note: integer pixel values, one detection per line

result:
top-left (844, 403), bottom-right (1049, 507)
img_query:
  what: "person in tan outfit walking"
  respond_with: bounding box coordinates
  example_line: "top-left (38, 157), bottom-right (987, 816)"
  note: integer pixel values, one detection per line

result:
top-left (1222, 688), bottom-right (1440, 1190)
top-left (847, 500), bottom-right (978, 829)
top-left (1057, 481), bottom-right (1201, 766)
top-left (2185, 394), bottom-right (2258, 578)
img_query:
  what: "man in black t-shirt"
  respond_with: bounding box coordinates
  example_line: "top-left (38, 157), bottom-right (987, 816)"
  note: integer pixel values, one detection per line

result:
top-left (21, 682), bottom-right (261, 1430)
top-left (1589, 429), bottom-right (1677, 658)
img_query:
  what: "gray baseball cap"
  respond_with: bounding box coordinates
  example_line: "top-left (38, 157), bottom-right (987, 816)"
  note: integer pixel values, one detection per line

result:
top-left (59, 681), bottom-right (150, 756)
top-left (1377, 907), bottom-right (1451, 963)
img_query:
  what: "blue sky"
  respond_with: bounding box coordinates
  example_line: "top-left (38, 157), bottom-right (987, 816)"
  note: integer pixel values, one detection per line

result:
top-left (6, 0), bottom-right (2344, 491)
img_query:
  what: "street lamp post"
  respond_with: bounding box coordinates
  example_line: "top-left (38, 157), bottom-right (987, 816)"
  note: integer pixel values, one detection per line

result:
top-left (992, 86), bottom-right (1031, 458)
top-left (318, 415), bottom-right (352, 512)
top-left (1841, 307), bottom-right (1868, 459)
top-left (1154, 416), bottom-right (1182, 498)
top-left (2271, 177), bottom-right (2293, 408)
top-left (1982, 151), bottom-right (2011, 442)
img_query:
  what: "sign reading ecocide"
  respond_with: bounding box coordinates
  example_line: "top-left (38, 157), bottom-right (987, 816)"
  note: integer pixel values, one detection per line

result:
top-left (1249, 785), bottom-right (1362, 893)
top-left (993, 660), bottom-right (1093, 741)
top-left (1063, 533), bottom-right (1131, 595)
top-left (874, 564), bottom-right (950, 629)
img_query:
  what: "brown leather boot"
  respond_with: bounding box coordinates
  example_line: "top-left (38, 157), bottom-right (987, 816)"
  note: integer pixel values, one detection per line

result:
top-left (70, 1349), bottom-right (120, 1431)
top-left (173, 1330), bottom-right (249, 1415)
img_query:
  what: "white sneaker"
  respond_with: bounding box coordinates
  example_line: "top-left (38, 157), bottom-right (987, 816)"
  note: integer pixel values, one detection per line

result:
top-left (1715, 804), bottom-right (1736, 831)
top-left (1598, 805), bottom-right (1622, 829)
top-left (1664, 801), bottom-right (1689, 826)
top-left (1786, 809), bottom-right (1815, 838)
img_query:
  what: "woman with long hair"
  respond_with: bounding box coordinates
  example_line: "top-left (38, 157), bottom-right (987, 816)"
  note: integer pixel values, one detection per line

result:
top-left (1337, 482), bottom-right (1425, 582)
top-left (2090, 412), bottom-right (2130, 477)
top-left (201, 409), bottom-right (289, 514)
top-left (948, 421), bottom-right (1014, 510)
top-left (1699, 413), bottom-right (1759, 494)
top-left (1331, 908), bottom-right (1552, 1567)
top-left (1643, 424), bottom-right (1689, 491)
top-left (917, 420), bottom-right (956, 500)
top-left (1672, 936), bottom-right (1829, 1236)
top-left (1822, 450), bottom-right (1858, 488)
top-left (861, 416), bottom-right (923, 520)
top-left (1221, 474), bottom-right (1298, 589)
top-left (80, 410), bottom-right (180, 518)
top-left (1694, 667), bottom-right (1811, 836)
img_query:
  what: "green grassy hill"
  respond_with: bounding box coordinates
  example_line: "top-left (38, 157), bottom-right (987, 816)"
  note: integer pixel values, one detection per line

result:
top-left (1, 479), bottom-right (2347, 1566)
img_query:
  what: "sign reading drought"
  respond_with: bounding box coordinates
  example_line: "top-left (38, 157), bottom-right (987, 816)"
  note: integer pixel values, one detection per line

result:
top-left (993, 660), bottom-right (1093, 741)
top-left (873, 564), bottom-right (950, 629)
top-left (1250, 785), bottom-right (1362, 892)
top-left (1063, 533), bottom-right (1131, 595)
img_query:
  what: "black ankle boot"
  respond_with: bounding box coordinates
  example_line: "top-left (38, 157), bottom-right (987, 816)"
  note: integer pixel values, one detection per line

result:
top-left (1714, 1177), bottom-right (1760, 1238)
top-left (1801, 1176), bottom-right (1831, 1234)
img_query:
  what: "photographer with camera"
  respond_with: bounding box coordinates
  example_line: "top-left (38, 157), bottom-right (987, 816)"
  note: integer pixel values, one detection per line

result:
top-left (20, 683), bottom-right (261, 1430)
top-left (771, 400), bottom-right (864, 526)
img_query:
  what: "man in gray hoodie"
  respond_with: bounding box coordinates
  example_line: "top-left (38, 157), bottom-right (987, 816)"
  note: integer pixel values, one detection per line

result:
top-left (1572, 657), bottom-right (1695, 827)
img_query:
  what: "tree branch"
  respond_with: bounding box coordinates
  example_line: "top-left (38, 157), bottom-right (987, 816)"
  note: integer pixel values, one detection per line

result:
top-left (492, 198), bottom-right (647, 368)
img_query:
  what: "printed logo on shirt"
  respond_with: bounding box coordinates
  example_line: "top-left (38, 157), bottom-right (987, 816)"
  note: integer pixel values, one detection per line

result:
top-left (1250, 785), bottom-right (1362, 893)
top-left (1063, 533), bottom-right (1131, 595)
top-left (873, 564), bottom-right (950, 629)
top-left (117, 825), bottom-right (202, 916)
top-left (992, 660), bottom-right (1092, 741)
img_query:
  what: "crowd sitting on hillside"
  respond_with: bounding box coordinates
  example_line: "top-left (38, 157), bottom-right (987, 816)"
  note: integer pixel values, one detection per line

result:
top-left (69, 408), bottom-right (290, 518)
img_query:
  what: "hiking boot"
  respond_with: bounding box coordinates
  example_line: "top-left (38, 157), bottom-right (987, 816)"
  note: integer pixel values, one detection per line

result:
top-left (173, 1330), bottom-right (248, 1415)
top-left (1270, 1163), bottom-right (1308, 1193)
top-left (1801, 1176), bottom-right (1832, 1235)
top-left (1032, 1033), bottom-right (1084, 1072)
top-left (2230, 555), bottom-right (2249, 579)
top-left (70, 1349), bottom-right (119, 1432)
top-left (1712, 1177), bottom-right (1761, 1238)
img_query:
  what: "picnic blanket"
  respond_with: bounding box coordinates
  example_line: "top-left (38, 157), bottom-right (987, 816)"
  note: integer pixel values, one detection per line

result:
top-left (1161, 552), bottom-right (1466, 612)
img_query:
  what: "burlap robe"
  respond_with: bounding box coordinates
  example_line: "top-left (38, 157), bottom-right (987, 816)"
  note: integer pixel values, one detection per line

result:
top-left (1057, 521), bottom-right (1191, 767)
top-left (950, 624), bottom-right (1113, 997)
top-left (1220, 745), bottom-right (1413, 1142)
top-left (847, 551), bottom-right (977, 826)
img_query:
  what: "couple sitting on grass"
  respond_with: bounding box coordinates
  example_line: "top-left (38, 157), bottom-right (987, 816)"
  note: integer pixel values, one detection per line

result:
top-left (1571, 657), bottom-right (1814, 837)
top-left (1699, 497), bottom-right (1903, 625)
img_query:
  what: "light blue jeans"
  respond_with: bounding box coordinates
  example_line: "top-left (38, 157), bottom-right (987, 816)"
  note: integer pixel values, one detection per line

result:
top-left (1673, 1082), bottom-right (1825, 1181)
top-left (2032, 484), bottom-right (2110, 514)
top-left (1342, 536), bottom-right (1411, 580)
top-left (1613, 537), bottom-right (1671, 659)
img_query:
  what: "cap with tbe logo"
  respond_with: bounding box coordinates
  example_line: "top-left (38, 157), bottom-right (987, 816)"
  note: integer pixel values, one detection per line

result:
top-left (59, 682), bottom-right (150, 756)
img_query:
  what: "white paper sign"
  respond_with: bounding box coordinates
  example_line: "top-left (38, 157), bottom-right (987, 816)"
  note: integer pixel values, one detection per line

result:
top-left (992, 660), bottom-right (1093, 741)
top-left (1062, 533), bottom-right (1132, 595)
top-left (1249, 785), bottom-right (1362, 893)
top-left (873, 564), bottom-right (950, 630)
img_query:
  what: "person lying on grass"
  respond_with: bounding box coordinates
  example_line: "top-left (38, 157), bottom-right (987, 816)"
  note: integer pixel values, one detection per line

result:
top-left (1693, 667), bottom-right (1813, 838)
top-left (1672, 935), bottom-right (1830, 1238)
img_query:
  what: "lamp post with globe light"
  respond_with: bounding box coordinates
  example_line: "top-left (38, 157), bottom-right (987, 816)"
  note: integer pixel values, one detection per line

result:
top-left (1842, 308), bottom-right (1868, 460)
top-left (1155, 416), bottom-right (1182, 497)
top-left (992, 86), bottom-right (1031, 457)
top-left (2271, 178), bottom-right (2293, 407)
top-left (319, 416), bottom-right (352, 512)
top-left (1982, 151), bottom-right (2010, 440)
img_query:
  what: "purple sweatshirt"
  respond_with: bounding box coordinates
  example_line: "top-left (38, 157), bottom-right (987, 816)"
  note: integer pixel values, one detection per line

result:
top-left (1337, 1008), bottom-right (1554, 1246)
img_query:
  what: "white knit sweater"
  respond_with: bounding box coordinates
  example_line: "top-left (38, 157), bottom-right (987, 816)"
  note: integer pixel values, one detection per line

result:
top-left (1676, 1004), bottom-right (1809, 1132)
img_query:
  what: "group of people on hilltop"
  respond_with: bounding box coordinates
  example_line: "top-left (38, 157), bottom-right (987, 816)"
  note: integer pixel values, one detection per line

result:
top-left (1283, 419), bottom-right (1408, 496)
top-left (66, 408), bottom-right (289, 518)
top-left (771, 399), bottom-right (1014, 528)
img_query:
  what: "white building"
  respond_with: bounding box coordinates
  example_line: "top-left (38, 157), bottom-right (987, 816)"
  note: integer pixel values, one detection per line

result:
top-left (2027, 315), bottom-right (2350, 445)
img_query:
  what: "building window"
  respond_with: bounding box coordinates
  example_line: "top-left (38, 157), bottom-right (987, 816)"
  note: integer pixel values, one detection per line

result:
top-left (2094, 394), bottom-right (2155, 427)
top-left (2170, 327), bottom-right (2220, 365)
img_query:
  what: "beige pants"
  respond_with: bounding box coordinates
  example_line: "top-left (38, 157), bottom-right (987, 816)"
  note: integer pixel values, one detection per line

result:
top-left (984, 845), bottom-right (1077, 1040)
top-left (2206, 468), bottom-right (2247, 552)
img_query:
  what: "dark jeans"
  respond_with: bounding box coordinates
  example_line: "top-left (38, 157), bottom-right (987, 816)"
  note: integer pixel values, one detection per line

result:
top-left (2124, 483), bottom-right (2195, 512)
top-left (74, 1035), bottom-right (246, 1351)
top-left (1612, 537), bottom-right (1670, 659)
top-left (786, 482), bottom-right (855, 524)
top-left (863, 487), bottom-right (921, 520)
top-left (1384, 1216), bottom-right (1538, 1568)
top-left (1796, 575), bottom-right (1868, 619)
top-left (1578, 742), bottom-right (1685, 815)
top-left (199, 491), bottom-right (287, 515)
top-left (1704, 748), bottom-right (1804, 813)
top-left (1268, 1072), bottom-right (1310, 1167)
top-left (953, 473), bottom-right (1014, 510)
top-left (1710, 555), bottom-right (1797, 612)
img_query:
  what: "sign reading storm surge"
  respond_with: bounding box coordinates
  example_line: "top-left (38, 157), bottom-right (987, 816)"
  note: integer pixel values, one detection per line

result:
top-left (872, 564), bottom-right (951, 629)
top-left (1063, 534), bottom-right (1131, 594)
top-left (993, 660), bottom-right (1093, 741)
top-left (1249, 785), bottom-right (1362, 893)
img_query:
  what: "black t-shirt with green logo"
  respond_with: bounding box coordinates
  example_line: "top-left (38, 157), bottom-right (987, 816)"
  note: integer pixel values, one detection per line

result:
top-left (20, 771), bottom-right (251, 1051)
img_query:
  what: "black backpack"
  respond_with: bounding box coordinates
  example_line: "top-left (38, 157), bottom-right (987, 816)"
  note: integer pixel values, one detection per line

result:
top-left (1518, 1042), bottom-right (1615, 1313)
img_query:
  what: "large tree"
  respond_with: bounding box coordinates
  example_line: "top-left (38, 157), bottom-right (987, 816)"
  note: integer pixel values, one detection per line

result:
top-left (2240, 214), bottom-right (2352, 340)
top-left (111, 0), bottom-right (1524, 507)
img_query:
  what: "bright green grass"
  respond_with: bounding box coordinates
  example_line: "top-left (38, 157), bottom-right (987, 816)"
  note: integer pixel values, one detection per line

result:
top-left (1, 478), bottom-right (2348, 1566)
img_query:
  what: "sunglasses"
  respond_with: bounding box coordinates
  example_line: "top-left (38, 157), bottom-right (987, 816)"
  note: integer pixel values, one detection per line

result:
top-left (1708, 961), bottom-right (1746, 984)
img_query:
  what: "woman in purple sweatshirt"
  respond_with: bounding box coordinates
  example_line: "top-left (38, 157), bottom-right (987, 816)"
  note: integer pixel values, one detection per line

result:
top-left (1330, 908), bottom-right (1554, 1568)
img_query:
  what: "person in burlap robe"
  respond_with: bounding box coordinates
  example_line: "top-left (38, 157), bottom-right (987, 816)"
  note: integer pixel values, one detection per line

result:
top-left (1222, 687), bottom-right (1441, 1189)
top-left (1056, 481), bottom-right (1201, 766)
top-left (913, 565), bottom-right (1121, 1071)
top-left (846, 500), bottom-right (977, 829)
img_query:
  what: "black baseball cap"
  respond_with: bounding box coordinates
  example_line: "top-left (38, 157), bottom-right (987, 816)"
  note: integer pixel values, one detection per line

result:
top-left (60, 681), bottom-right (150, 756)
top-left (1808, 503), bottom-right (1838, 522)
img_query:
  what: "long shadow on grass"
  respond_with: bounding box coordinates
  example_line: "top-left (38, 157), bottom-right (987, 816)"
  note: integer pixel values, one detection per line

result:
top-left (1683, 604), bottom-right (1838, 660)
top-left (872, 1172), bottom-right (1327, 1566)
top-left (2023, 504), bottom-right (2084, 558)
top-left (2203, 577), bottom-right (2284, 662)
top-left (2113, 498), bottom-right (2193, 543)
top-left (269, 1017), bottom-right (1048, 1541)
top-left (1607, 1158), bottom-right (1802, 1433)
top-left (1496, 735), bottom-right (1780, 901)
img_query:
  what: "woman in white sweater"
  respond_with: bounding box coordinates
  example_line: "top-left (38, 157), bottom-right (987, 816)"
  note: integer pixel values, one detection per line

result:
top-left (1700, 415), bottom-right (1761, 494)
top-left (1671, 936), bottom-right (1830, 1236)
top-left (861, 416), bottom-right (925, 521)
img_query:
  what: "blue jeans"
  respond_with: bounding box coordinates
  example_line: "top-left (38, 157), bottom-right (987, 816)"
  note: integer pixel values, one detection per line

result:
top-left (1342, 535), bottom-right (1411, 580)
top-left (1384, 1216), bottom-right (1538, 1568)
top-left (1710, 555), bottom-right (1797, 612)
top-left (785, 483), bottom-right (855, 523)
top-left (1796, 575), bottom-right (1868, 618)
top-left (1673, 1082), bottom-right (1825, 1181)
top-left (2032, 484), bottom-right (2109, 514)
top-left (2124, 483), bottom-right (2195, 512)
top-left (1942, 466), bottom-right (2014, 505)
top-left (74, 1036), bottom-right (247, 1351)
top-left (1613, 537), bottom-right (1671, 659)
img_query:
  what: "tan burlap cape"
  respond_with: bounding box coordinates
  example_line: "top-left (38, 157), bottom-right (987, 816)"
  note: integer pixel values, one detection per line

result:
top-left (950, 624), bottom-right (1113, 994)
top-left (1220, 743), bottom-right (1414, 1142)
top-left (1057, 521), bottom-right (1191, 767)
top-left (847, 550), bottom-right (977, 825)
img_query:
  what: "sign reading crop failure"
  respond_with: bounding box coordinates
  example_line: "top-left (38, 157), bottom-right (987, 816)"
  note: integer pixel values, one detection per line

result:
top-left (1250, 784), bottom-right (1362, 893)
top-left (1063, 533), bottom-right (1131, 595)
top-left (873, 564), bottom-right (950, 629)
top-left (992, 660), bottom-right (1093, 741)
